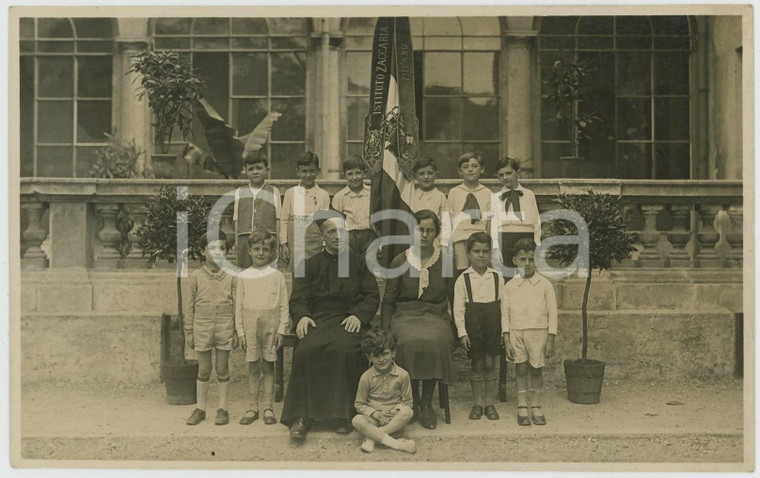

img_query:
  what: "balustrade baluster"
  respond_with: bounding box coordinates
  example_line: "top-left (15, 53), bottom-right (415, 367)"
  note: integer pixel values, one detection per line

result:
top-left (666, 204), bottom-right (692, 267)
top-left (95, 203), bottom-right (123, 266)
top-left (21, 201), bottom-right (49, 268)
top-left (695, 204), bottom-right (721, 267)
top-left (125, 203), bottom-right (147, 266)
top-left (637, 204), bottom-right (663, 267)
top-left (726, 205), bottom-right (743, 266)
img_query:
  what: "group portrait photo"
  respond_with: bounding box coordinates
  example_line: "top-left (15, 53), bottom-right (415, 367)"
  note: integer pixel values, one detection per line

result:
top-left (8, 3), bottom-right (754, 472)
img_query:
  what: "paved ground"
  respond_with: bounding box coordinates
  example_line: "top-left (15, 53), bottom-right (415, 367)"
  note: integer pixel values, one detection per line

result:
top-left (18, 377), bottom-right (747, 468)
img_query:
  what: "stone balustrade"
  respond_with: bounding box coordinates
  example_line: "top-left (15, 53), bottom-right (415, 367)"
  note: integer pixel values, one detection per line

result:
top-left (20, 178), bottom-right (744, 270)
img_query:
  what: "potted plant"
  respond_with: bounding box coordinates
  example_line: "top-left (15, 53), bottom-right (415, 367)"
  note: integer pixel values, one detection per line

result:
top-left (546, 189), bottom-right (637, 404)
top-left (128, 50), bottom-right (205, 178)
top-left (542, 58), bottom-right (601, 177)
top-left (89, 132), bottom-right (147, 179)
top-left (137, 186), bottom-right (212, 404)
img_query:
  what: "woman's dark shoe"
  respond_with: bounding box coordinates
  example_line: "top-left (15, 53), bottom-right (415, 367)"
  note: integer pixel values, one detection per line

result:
top-left (530, 406), bottom-right (546, 425)
top-left (517, 406), bottom-right (531, 426)
top-left (419, 404), bottom-right (437, 429)
top-left (484, 405), bottom-right (500, 421)
top-left (334, 419), bottom-right (353, 434)
top-left (468, 405), bottom-right (483, 420)
top-left (239, 409), bottom-right (259, 425)
top-left (263, 408), bottom-right (278, 425)
top-left (290, 417), bottom-right (308, 440)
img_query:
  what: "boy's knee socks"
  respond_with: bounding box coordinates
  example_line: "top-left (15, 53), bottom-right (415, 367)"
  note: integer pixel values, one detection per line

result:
top-left (470, 372), bottom-right (485, 406)
top-left (248, 372), bottom-right (260, 411)
top-left (261, 371), bottom-right (274, 410)
top-left (483, 370), bottom-right (498, 406)
top-left (516, 389), bottom-right (529, 408)
top-left (218, 376), bottom-right (230, 411)
top-left (530, 387), bottom-right (542, 408)
top-left (197, 377), bottom-right (210, 411)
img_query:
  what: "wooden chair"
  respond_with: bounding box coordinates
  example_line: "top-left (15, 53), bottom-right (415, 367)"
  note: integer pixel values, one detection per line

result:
top-left (274, 333), bottom-right (299, 402)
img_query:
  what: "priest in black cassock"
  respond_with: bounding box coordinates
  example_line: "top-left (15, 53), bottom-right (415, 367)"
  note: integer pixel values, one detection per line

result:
top-left (281, 209), bottom-right (380, 440)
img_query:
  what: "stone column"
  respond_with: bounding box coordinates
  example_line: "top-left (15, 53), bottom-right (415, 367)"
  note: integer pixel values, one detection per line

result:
top-left (21, 202), bottom-right (49, 268)
top-left (313, 18), bottom-right (343, 180)
top-left (504, 32), bottom-right (537, 177)
top-left (115, 19), bottom-right (151, 176)
top-left (666, 204), bottom-right (693, 267)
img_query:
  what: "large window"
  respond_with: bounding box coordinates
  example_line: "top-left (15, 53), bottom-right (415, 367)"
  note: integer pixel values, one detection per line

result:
top-left (539, 16), bottom-right (694, 179)
top-left (344, 17), bottom-right (502, 178)
top-left (153, 18), bottom-right (308, 178)
top-left (20, 18), bottom-right (114, 177)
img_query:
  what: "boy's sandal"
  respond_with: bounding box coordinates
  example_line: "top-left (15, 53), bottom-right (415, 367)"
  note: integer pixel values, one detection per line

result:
top-left (239, 409), bottom-right (259, 425)
top-left (262, 408), bottom-right (278, 425)
top-left (517, 406), bottom-right (531, 426)
top-left (530, 406), bottom-right (546, 426)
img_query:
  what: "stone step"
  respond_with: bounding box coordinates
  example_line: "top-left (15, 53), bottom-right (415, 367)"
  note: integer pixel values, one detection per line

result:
top-left (20, 308), bottom-right (737, 386)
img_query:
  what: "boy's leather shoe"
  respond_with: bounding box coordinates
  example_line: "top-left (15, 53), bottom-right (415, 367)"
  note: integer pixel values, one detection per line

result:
top-left (262, 408), bottom-right (277, 425)
top-left (290, 417), bottom-right (308, 440)
top-left (484, 405), bottom-right (500, 420)
top-left (215, 408), bottom-right (229, 425)
top-left (186, 408), bottom-right (206, 426)
top-left (517, 406), bottom-right (531, 426)
top-left (419, 404), bottom-right (437, 429)
top-left (468, 405), bottom-right (483, 420)
top-left (530, 406), bottom-right (546, 425)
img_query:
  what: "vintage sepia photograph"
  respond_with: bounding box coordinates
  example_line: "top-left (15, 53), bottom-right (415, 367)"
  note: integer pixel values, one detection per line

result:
top-left (9, 4), bottom-right (754, 472)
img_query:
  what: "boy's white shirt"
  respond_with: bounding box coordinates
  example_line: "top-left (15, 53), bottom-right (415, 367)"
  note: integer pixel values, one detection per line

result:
top-left (446, 183), bottom-right (493, 244)
top-left (410, 186), bottom-right (452, 247)
top-left (279, 184), bottom-right (331, 244)
top-left (452, 266), bottom-right (504, 339)
top-left (489, 183), bottom-right (542, 246)
top-left (501, 272), bottom-right (558, 335)
top-left (234, 265), bottom-right (290, 337)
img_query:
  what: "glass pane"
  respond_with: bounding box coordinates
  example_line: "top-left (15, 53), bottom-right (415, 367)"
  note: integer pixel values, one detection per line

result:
top-left (616, 51), bottom-right (651, 96)
top-left (271, 52), bottom-right (306, 96)
top-left (618, 143), bottom-right (652, 179)
top-left (20, 18), bottom-right (34, 38)
top-left (194, 51), bottom-right (230, 120)
top-left (76, 40), bottom-right (113, 53)
top-left (580, 96), bottom-right (614, 143)
top-left (77, 101), bottom-right (111, 143)
top-left (346, 52), bottom-right (371, 96)
top-left (347, 97), bottom-right (369, 141)
top-left (232, 18), bottom-right (268, 35)
top-left (268, 18), bottom-right (306, 35)
top-left (424, 52), bottom-right (461, 95)
top-left (538, 36), bottom-right (575, 51)
top-left (232, 53), bottom-right (267, 96)
top-left (462, 98), bottom-right (498, 140)
top-left (154, 18), bottom-right (192, 35)
top-left (654, 143), bottom-right (690, 179)
top-left (424, 98), bottom-right (461, 141)
top-left (38, 18), bottom-right (73, 38)
top-left (232, 98), bottom-right (268, 136)
top-left (654, 36), bottom-right (690, 50)
top-left (73, 18), bottom-right (113, 38)
top-left (541, 97), bottom-right (571, 141)
top-left (423, 37), bottom-right (461, 50)
top-left (460, 17), bottom-right (500, 36)
top-left (422, 17), bottom-right (461, 36)
top-left (462, 142), bottom-right (500, 172)
top-left (650, 16), bottom-right (690, 35)
top-left (616, 16), bottom-right (651, 35)
top-left (193, 37), bottom-right (229, 50)
top-left (578, 135), bottom-right (615, 178)
top-left (654, 52), bottom-right (689, 95)
top-left (539, 16), bottom-right (579, 35)
top-left (194, 18), bottom-right (229, 34)
top-left (617, 98), bottom-right (652, 140)
top-left (578, 51), bottom-right (614, 97)
top-left (270, 143), bottom-right (306, 179)
top-left (38, 101), bottom-right (73, 142)
top-left (577, 37), bottom-right (613, 50)
top-left (37, 41), bottom-right (74, 53)
top-left (37, 146), bottom-right (73, 177)
top-left (655, 98), bottom-right (690, 141)
top-left (154, 37), bottom-right (190, 50)
top-left (463, 52), bottom-right (498, 95)
top-left (75, 146), bottom-right (99, 177)
top-left (617, 36), bottom-right (651, 49)
top-left (231, 37), bottom-right (268, 49)
top-left (540, 143), bottom-right (573, 178)
top-left (463, 37), bottom-right (502, 50)
top-left (270, 98), bottom-right (305, 141)
top-left (78, 56), bottom-right (112, 97)
top-left (271, 37), bottom-right (307, 50)
top-left (421, 142), bottom-right (461, 178)
top-left (345, 36), bottom-right (373, 50)
top-left (577, 16), bottom-right (613, 35)
top-left (347, 17), bottom-right (376, 35)
top-left (21, 56), bottom-right (35, 176)
top-left (20, 41), bottom-right (34, 53)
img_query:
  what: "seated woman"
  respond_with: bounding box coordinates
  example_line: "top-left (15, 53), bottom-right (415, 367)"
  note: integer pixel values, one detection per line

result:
top-left (280, 209), bottom-right (380, 440)
top-left (381, 209), bottom-right (455, 429)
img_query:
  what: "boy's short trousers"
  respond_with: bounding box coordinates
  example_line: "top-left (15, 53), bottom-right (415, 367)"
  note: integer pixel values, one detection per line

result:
top-left (453, 241), bottom-right (470, 270)
top-left (508, 328), bottom-right (548, 368)
top-left (241, 309), bottom-right (280, 362)
top-left (193, 314), bottom-right (235, 352)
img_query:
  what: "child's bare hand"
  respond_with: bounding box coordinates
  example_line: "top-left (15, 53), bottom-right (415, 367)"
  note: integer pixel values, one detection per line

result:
top-left (274, 333), bottom-right (284, 350)
top-left (545, 335), bottom-right (555, 359)
top-left (239, 336), bottom-right (247, 351)
top-left (232, 333), bottom-right (239, 350)
top-left (460, 335), bottom-right (471, 352)
top-left (296, 317), bottom-right (316, 339)
top-left (280, 244), bottom-right (290, 264)
top-left (187, 334), bottom-right (195, 350)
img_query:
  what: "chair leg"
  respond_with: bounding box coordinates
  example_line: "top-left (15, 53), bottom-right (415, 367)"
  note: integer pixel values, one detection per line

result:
top-left (439, 382), bottom-right (451, 424)
top-left (275, 344), bottom-right (285, 402)
top-left (499, 353), bottom-right (508, 402)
